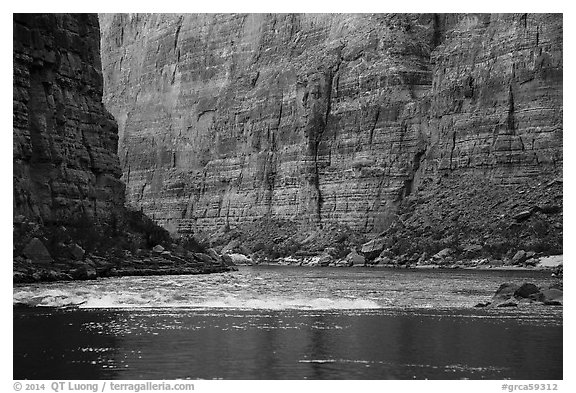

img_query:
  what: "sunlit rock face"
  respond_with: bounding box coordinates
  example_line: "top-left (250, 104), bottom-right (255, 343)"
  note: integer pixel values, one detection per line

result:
top-left (13, 13), bottom-right (125, 226)
top-left (100, 13), bottom-right (562, 239)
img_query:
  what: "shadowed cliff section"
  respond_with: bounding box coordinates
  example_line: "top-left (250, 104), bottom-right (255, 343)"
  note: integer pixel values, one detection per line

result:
top-left (100, 13), bottom-right (562, 261)
top-left (13, 14), bottom-right (233, 283)
top-left (14, 13), bottom-right (125, 226)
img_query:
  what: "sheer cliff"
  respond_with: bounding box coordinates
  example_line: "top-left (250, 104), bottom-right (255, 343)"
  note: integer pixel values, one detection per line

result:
top-left (100, 13), bottom-right (562, 256)
top-left (13, 13), bottom-right (125, 226)
top-left (12, 13), bottom-right (234, 282)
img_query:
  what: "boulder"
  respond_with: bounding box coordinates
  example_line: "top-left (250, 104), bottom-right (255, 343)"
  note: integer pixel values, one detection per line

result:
top-left (13, 271), bottom-right (31, 283)
top-left (511, 250), bottom-right (527, 265)
top-left (416, 252), bottom-right (428, 265)
top-left (206, 248), bottom-right (221, 260)
top-left (318, 253), bottom-right (333, 267)
top-left (346, 250), bottom-right (365, 266)
top-left (513, 210), bottom-right (532, 221)
top-left (361, 238), bottom-right (386, 259)
top-left (22, 238), bottom-right (52, 264)
top-left (486, 282), bottom-right (563, 308)
top-left (152, 245), bottom-right (165, 253)
top-left (540, 288), bottom-right (563, 304)
top-left (193, 252), bottom-right (215, 264)
top-left (492, 283), bottom-right (520, 302)
top-left (514, 283), bottom-right (540, 299)
top-left (376, 256), bottom-right (392, 265)
top-left (432, 248), bottom-right (453, 260)
top-left (68, 243), bottom-right (85, 260)
top-left (221, 254), bottom-right (237, 266)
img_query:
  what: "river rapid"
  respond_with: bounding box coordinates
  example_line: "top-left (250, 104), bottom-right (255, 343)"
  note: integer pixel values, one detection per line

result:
top-left (13, 266), bottom-right (562, 379)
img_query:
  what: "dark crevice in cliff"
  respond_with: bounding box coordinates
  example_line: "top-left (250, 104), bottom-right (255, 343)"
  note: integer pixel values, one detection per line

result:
top-left (138, 181), bottom-right (147, 202)
top-left (171, 65), bottom-right (178, 85)
top-left (250, 71), bottom-right (260, 87)
top-left (521, 13), bottom-right (528, 29)
top-left (310, 62), bottom-right (342, 223)
top-left (265, 98), bottom-right (281, 213)
top-left (507, 85), bottom-right (516, 133)
top-left (432, 14), bottom-right (442, 49)
top-left (276, 95), bottom-right (283, 131)
top-left (404, 149), bottom-right (426, 197)
top-left (368, 108), bottom-right (381, 146)
top-left (265, 154), bottom-right (277, 214)
top-left (174, 21), bottom-right (182, 50)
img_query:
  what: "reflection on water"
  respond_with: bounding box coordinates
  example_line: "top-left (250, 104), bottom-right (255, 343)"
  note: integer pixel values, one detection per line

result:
top-left (13, 267), bottom-right (562, 380)
top-left (14, 308), bottom-right (562, 380)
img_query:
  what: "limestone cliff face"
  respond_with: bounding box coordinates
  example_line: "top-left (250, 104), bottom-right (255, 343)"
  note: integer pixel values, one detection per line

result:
top-left (13, 14), bottom-right (124, 226)
top-left (100, 14), bottom-right (562, 247)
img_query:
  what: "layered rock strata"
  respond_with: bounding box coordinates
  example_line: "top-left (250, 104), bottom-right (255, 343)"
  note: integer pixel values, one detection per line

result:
top-left (13, 14), bottom-right (233, 283)
top-left (100, 14), bottom-right (562, 256)
top-left (13, 13), bottom-right (125, 225)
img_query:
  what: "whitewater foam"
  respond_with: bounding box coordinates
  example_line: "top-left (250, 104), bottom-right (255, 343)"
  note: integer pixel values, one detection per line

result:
top-left (13, 288), bottom-right (381, 310)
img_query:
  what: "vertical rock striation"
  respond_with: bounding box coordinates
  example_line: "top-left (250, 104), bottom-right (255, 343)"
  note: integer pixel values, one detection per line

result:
top-left (13, 13), bottom-right (125, 226)
top-left (100, 13), bottom-right (440, 233)
top-left (100, 13), bottom-right (562, 255)
top-left (393, 14), bottom-right (563, 256)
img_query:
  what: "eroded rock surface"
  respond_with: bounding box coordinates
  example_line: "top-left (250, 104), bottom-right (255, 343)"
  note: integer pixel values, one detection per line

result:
top-left (14, 13), bottom-right (125, 226)
top-left (100, 14), bottom-right (562, 258)
top-left (13, 14), bottom-right (233, 283)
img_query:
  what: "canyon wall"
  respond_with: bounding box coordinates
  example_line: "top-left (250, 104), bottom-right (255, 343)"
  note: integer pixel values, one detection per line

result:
top-left (100, 14), bottom-right (562, 253)
top-left (13, 13), bottom-right (125, 226)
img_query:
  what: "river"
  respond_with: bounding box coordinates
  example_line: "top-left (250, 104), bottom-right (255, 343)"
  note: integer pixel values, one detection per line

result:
top-left (13, 266), bottom-right (562, 379)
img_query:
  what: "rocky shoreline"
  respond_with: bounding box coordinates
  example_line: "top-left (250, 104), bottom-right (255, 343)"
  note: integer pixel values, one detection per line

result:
top-left (14, 216), bottom-right (562, 284)
top-left (13, 244), bottom-right (236, 284)
top-left (13, 214), bottom-right (237, 285)
top-left (219, 249), bottom-right (563, 274)
top-left (475, 281), bottom-right (563, 308)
